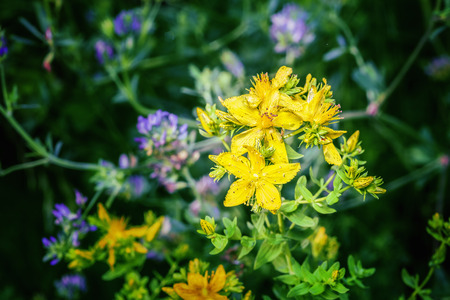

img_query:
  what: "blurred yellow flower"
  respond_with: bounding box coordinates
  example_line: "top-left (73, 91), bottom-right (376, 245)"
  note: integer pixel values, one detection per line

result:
top-left (173, 264), bottom-right (227, 300)
top-left (96, 203), bottom-right (162, 269)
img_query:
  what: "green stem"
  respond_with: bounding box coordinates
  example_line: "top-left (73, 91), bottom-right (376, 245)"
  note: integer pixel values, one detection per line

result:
top-left (312, 173), bottom-right (335, 199)
top-left (409, 267), bottom-right (435, 299)
top-left (278, 212), bottom-right (294, 274)
top-left (105, 185), bottom-right (121, 209)
top-left (0, 158), bottom-right (49, 176)
top-left (284, 127), bottom-right (304, 139)
top-left (182, 167), bottom-right (202, 202)
top-left (376, 0), bottom-right (441, 108)
top-left (106, 67), bottom-right (197, 127)
top-left (0, 64), bottom-right (11, 113)
top-left (81, 189), bottom-right (103, 220)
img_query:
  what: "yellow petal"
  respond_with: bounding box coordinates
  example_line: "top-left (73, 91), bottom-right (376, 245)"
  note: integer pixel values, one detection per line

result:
top-left (278, 93), bottom-right (303, 113)
top-left (126, 225), bottom-right (148, 238)
top-left (222, 96), bottom-right (260, 126)
top-left (133, 242), bottom-right (148, 254)
top-left (98, 203), bottom-right (110, 223)
top-left (224, 179), bottom-right (255, 207)
top-left (262, 163), bottom-right (300, 185)
top-left (243, 94), bottom-right (262, 108)
top-left (230, 127), bottom-right (264, 156)
top-left (259, 89), bottom-right (279, 116)
top-left (108, 248), bottom-right (116, 270)
top-left (272, 111), bottom-right (303, 130)
top-left (255, 181), bottom-right (281, 211)
top-left (244, 146), bottom-right (265, 173)
top-left (322, 127), bottom-right (346, 140)
top-left (264, 128), bottom-right (288, 164)
top-left (187, 273), bottom-right (207, 289)
top-left (197, 107), bottom-right (213, 135)
top-left (215, 109), bottom-right (243, 125)
top-left (323, 143), bottom-right (342, 165)
top-left (145, 216), bottom-right (164, 242)
top-left (302, 87), bottom-right (325, 122)
top-left (173, 282), bottom-right (201, 298)
top-left (272, 66), bottom-right (292, 89)
top-left (216, 152), bottom-right (251, 179)
top-left (209, 265), bottom-right (226, 292)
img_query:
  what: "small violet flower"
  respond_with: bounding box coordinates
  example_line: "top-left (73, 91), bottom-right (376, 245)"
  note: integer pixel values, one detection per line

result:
top-left (94, 40), bottom-right (114, 64)
top-left (220, 50), bottom-right (244, 78)
top-left (54, 274), bottom-right (87, 300)
top-left (425, 56), bottom-right (450, 81)
top-left (135, 110), bottom-right (198, 193)
top-left (114, 9), bottom-right (142, 36)
top-left (0, 35), bottom-right (8, 57)
top-left (270, 3), bottom-right (314, 58)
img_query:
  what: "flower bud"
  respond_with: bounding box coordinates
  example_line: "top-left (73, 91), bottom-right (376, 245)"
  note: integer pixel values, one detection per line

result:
top-left (346, 130), bottom-right (360, 153)
top-left (353, 176), bottom-right (374, 189)
top-left (200, 218), bottom-right (215, 235)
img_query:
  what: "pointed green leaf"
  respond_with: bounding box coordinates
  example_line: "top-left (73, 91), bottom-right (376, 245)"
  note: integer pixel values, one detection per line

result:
top-left (333, 283), bottom-right (349, 294)
top-left (401, 268), bottom-right (417, 288)
top-left (254, 240), bottom-right (284, 270)
top-left (295, 176), bottom-right (313, 201)
top-left (238, 236), bottom-right (256, 259)
top-left (326, 191), bottom-right (341, 206)
top-left (287, 282), bottom-right (310, 297)
top-left (312, 203), bottom-right (336, 214)
top-left (275, 274), bottom-right (299, 285)
top-left (309, 282), bottom-right (325, 295)
top-left (284, 209), bottom-right (317, 228)
top-left (286, 143), bottom-right (304, 160)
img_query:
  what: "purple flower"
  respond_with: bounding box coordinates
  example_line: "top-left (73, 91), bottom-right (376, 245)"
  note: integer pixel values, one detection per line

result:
top-left (196, 175), bottom-right (219, 196)
top-left (54, 274), bottom-right (87, 300)
top-left (425, 56), bottom-right (450, 80)
top-left (53, 203), bottom-right (79, 225)
top-left (135, 110), bottom-right (190, 156)
top-left (75, 190), bottom-right (87, 206)
top-left (114, 10), bottom-right (142, 36)
top-left (221, 50), bottom-right (244, 78)
top-left (0, 36), bottom-right (7, 57)
top-left (128, 175), bottom-right (146, 197)
top-left (94, 40), bottom-right (114, 64)
top-left (270, 4), bottom-right (314, 57)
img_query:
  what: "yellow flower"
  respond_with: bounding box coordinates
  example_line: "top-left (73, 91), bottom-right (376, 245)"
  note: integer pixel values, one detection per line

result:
top-left (197, 107), bottom-right (214, 136)
top-left (173, 264), bottom-right (227, 300)
top-left (211, 146), bottom-right (300, 212)
top-left (96, 203), bottom-right (150, 269)
top-left (68, 249), bottom-right (94, 269)
top-left (282, 76), bottom-right (341, 126)
top-left (217, 66), bottom-right (302, 164)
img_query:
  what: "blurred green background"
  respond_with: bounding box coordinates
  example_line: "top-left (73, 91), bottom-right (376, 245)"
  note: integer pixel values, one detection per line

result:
top-left (0, 0), bottom-right (449, 299)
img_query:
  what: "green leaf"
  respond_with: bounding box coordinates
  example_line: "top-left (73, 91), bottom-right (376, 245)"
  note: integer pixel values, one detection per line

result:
top-left (401, 269), bottom-right (417, 288)
top-left (320, 289), bottom-right (340, 300)
top-left (251, 213), bottom-right (266, 236)
top-left (326, 191), bottom-right (341, 206)
top-left (295, 176), bottom-right (313, 201)
top-left (309, 282), bottom-right (325, 295)
top-left (336, 168), bottom-right (350, 185)
top-left (333, 175), bottom-right (343, 190)
top-left (300, 263), bottom-right (317, 284)
top-left (312, 203), bottom-right (336, 214)
top-left (279, 200), bottom-right (299, 213)
top-left (210, 234), bottom-right (228, 253)
top-left (102, 256), bottom-right (146, 280)
top-left (238, 236), bottom-right (256, 259)
top-left (333, 283), bottom-right (349, 294)
top-left (323, 47), bottom-right (346, 61)
top-left (254, 240), bottom-right (284, 270)
top-left (275, 274), bottom-right (299, 285)
top-left (286, 143), bottom-right (304, 160)
top-left (348, 255), bottom-right (356, 278)
top-left (284, 209), bottom-right (317, 228)
top-left (222, 217), bottom-right (235, 238)
top-left (287, 282), bottom-right (310, 297)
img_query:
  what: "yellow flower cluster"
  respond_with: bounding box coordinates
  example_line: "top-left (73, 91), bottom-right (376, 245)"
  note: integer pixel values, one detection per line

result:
top-left (69, 203), bottom-right (164, 270)
top-left (202, 66), bottom-right (346, 213)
